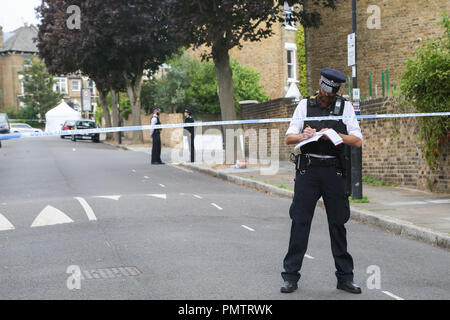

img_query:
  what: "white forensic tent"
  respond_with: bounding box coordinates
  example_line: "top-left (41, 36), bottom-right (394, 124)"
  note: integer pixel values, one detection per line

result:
top-left (45, 101), bottom-right (81, 132)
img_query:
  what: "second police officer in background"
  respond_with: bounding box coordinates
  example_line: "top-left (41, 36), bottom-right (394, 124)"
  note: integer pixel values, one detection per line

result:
top-left (184, 109), bottom-right (195, 163)
top-left (150, 107), bottom-right (164, 165)
top-left (280, 68), bottom-right (363, 294)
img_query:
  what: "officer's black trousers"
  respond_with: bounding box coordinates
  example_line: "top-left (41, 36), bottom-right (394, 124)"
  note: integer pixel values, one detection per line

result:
top-left (151, 131), bottom-right (162, 163)
top-left (282, 165), bottom-right (354, 283)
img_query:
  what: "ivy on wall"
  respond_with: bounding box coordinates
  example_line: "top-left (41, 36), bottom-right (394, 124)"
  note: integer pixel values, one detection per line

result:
top-left (295, 26), bottom-right (307, 97)
top-left (399, 12), bottom-right (450, 171)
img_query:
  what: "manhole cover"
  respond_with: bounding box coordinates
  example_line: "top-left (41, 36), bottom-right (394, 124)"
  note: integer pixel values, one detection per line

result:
top-left (80, 266), bottom-right (141, 280)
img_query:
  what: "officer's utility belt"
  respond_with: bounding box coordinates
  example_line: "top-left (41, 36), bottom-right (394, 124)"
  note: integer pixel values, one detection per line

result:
top-left (291, 154), bottom-right (342, 172)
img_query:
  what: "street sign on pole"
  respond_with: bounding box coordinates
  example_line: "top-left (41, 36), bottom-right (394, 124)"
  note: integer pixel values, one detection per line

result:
top-left (348, 33), bottom-right (356, 67)
top-left (82, 88), bottom-right (92, 112)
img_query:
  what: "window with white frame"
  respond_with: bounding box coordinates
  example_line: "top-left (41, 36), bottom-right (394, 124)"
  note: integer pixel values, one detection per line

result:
top-left (88, 79), bottom-right (96, 96)
top-left (18, 74), bottom-right (25, 95)
top-left (54, 77), bottom-right (68, 94)
top-left (71, 79), bottom-right (81, 91)
top-left (285, 43), bottom-right (298, 83)
top-left (284, 2), bottom-right (296, 30)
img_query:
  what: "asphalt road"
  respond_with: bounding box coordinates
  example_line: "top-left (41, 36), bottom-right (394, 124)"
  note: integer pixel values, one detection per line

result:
top-left (0, 137), bottom-right (449, 300)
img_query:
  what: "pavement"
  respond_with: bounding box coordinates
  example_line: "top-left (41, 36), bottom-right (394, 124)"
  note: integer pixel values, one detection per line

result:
top-left (104, 139), bottom-right (450, 250)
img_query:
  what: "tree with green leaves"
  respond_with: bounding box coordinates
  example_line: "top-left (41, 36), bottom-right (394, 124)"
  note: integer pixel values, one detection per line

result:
top-left (164, 0), bottom-right (335, 159)
top-left (164, 0), bottom-right (335, 122)
top-left (400, 12), bottom-right (450, 170)
top-left (37, 0), bottom-right (179, 144)
top-left (18, 58), bottom-right (63, 120)
top-left (148, 52), bottom-right (268, 116)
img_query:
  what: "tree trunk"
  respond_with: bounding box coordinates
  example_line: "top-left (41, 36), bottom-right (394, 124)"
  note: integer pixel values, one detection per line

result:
top-left (213, 43), bottom-right (244, 163)
top-left (110, 89), bottom-right (120, 143)
top-left (125, 72), bottom-right (144, 144)
top-left (98, 90), bottom-right (113, 140)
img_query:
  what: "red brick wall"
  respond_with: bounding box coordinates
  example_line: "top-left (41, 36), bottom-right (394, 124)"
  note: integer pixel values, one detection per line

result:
top-left (241, 98), bottom-right (298, 161)
top-left (361, 98), bottom-right (449, 193)
top-left (242, 97), bottom-right (449, 193)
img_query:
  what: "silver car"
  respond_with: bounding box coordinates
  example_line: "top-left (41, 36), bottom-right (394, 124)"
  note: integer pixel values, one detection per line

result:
top-left (10, 123), bottom-right (43, 133)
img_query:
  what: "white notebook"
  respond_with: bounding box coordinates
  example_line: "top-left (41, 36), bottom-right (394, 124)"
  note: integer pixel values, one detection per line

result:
top-left (294, 128), bottom-right (343, 150)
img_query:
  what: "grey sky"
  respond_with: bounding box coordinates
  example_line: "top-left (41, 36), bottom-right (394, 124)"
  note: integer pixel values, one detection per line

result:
top-left (0, 0), bottom-right (42, 32)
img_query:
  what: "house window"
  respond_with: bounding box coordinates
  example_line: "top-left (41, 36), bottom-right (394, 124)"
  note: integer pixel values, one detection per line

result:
top-left (18, 75), bottom-right (25, 95)
top-left (284, 2), bottom-right (296, 30)
top-left (285, 43), bottom-right (298, 83)
top-left (23, 54), bottom-right (32, 66)
top-left (88, 79), bottom-right (96, 96)
top-left (72, 80), bottom-right (81, 91)
top-left (54, 77), bottom-right (68, 94)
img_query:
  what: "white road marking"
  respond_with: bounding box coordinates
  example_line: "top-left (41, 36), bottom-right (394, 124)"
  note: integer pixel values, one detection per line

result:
top-left (72, 148), bottom-right (76, 152)
top-left (427, 199), bottom-right (450, 204)
top-left (304, 254), bottom-right (315, 260)
top-left (132, 169), bottom-right (136, 173)
top-left (147, 194), bottom-right (167, 199)
top-left (0, 214), bottom-right (15, 231)
top-left (382, 291), bottom-right (405, 300)
top-left (383, 199), bottom-right (450, 206)
top-left (241, 225), bottom-right (255, 232)
top-left (159, 184), bottom-right (166, 188)
top-left (383, 201), bottom-right (427, 206)
top-left (211, 203), bottom-right (223, 210)
top-left (94, 195), bottom-right (121, 201)
top-left (144, 176), bottom-right (149, 179)
top-left (193, 194), bottom-right (203, 199)
top-left (31, 205), bottom-right (74, 227)
top-left (74, 197), bottom-right (97, 221)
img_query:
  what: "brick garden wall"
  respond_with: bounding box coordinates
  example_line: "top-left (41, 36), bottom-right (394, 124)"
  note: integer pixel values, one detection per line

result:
top-left (242, 97), bottom-right (449, 193)
top-left (304, 0), bottom-right (450, 98)
top-left (361, 98), bottom-right (449, 193)
top-left (124, 113), bottom-right (184, 149)
top-left (241, 98), bottom-right (297, 161)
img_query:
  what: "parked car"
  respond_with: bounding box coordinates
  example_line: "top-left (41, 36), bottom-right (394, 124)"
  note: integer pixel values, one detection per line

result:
top-left (69, 119), bottom-right (100, 143)
top-left (0, 113), bottom-right (10, 148)
top-left (10, 123), bottom-right (43, 133)
top-left (61, 120), bottom-right (76, 139)
top-left (0, 113), bottom-right (10, 134)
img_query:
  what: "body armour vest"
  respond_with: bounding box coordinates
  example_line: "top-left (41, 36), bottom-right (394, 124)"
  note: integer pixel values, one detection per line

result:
top-left (300, 96), bottom-right (348, 157)
top-left (153, 115), bottom-right (162, 133)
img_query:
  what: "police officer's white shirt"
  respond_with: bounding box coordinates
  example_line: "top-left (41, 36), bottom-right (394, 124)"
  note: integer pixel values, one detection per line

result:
top-left (286, 99), bottom-right (363, 159)
top-left (150, 114), bottom-right (158, 135)
top-left (286, 99), bottom-right (363, 140)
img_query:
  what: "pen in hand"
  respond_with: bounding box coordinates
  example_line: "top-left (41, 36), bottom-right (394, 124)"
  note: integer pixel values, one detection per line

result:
top-left (303, 124), bottom-right (316, 140)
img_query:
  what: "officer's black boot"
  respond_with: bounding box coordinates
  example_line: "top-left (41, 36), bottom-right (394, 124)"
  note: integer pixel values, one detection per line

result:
top-left (337, 281), bottom-right (362, 294)
top-left (280, 281), bottom-right (298, 293)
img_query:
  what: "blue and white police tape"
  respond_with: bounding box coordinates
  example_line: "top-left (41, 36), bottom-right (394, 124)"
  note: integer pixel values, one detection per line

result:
top-left (9, 119), bottom-right (45, 122)
top-left (0, 112), bottom-right (448, 140)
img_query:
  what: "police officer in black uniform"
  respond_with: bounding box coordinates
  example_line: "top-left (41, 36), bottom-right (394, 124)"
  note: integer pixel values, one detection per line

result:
top-left (280, 68), bottom-right (363, 294)
top-left (184, 109), bottom-right (195, 163)
top-left (150, 107), bottom-right (164, 164)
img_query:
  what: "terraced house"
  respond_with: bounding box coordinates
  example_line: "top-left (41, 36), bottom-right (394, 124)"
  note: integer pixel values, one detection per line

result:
top-left (0, 23), bottom-right (98, 114)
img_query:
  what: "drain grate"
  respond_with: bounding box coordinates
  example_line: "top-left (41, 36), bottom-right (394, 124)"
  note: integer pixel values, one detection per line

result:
top-left (80, 266), bottom-right (141, 280)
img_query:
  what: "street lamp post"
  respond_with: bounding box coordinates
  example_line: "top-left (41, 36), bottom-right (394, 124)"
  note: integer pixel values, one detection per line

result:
top-left (117, 92), bottom-right (122, 145)
top-left (351, 0), bottom-right (363, 199)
